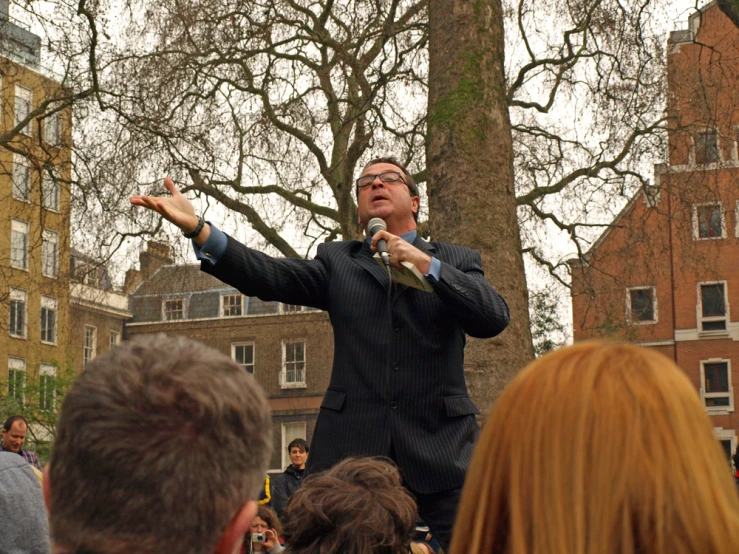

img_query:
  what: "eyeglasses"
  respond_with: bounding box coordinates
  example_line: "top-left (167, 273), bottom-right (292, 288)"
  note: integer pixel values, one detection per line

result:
top-left (355, 171), bottom-right (407, 190)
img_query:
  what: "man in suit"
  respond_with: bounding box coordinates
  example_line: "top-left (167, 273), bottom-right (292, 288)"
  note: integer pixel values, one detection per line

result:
top-left (130, 157), bottom-right (510, 548)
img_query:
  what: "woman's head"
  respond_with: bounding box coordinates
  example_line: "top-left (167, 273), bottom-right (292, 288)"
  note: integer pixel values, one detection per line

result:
top-left (251, 505), bottom-right (281, 536)
top-left (451, 341), bottom-right (739, 554)
top-left (282, 457), bottom-right (416, 553)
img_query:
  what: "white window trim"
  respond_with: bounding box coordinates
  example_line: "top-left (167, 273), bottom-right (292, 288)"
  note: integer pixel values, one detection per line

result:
top-left (45, 111), bottom-right (61, 145)
top-left (83, 325), bottom-right (97, 366)
top-left (715, 427), bottom-right (738, 472)
top-left (14, 84), bottom-right (32, 136)
top-left (221, 293), bottom-right (244, 317)
top-left (12, 154), bottom-right (30, 203)
top-left (162, 297), bottom-right (188, 321)
top-left (110, 330), bottom-right (120, 348)
top-left (281, 422), bottom-right (307, 469)
top-left (40, 296), bottom-right (58, 345)
top-left (691, 129), bottom-right (722, 166)
top-left (625, 286), bottom-right (658, 325)
top-left (280, 303), bottom-right (304, 314)
top-left (732, 125), bottom-right (739, 162)
top-left (692, 202), bottom-right (726, 241)
top-left (280, 339), bottom-right (307, 389)
top-left (43, 171), bottom-right (60, 212)
top-left (700, 359), bottom-right (734, 413)
top-left (231, 342), bottom-right (255, 374)
top-left (39, 363), bottom-right (57, 411)
top-left (9, 287), bottom-right (27, 339)
top-left (697, 281), bottom-right (729, 335)
top-left (10, 219), bottom-right (29, 271)
top-left (42, 228), bottom-right (59, 278)
top-left (8, 356), bottom-right (26, 403)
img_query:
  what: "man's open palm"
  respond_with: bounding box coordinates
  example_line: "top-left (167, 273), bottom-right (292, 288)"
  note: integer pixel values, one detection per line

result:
top-left (130, 177), bottom-right (198, 232)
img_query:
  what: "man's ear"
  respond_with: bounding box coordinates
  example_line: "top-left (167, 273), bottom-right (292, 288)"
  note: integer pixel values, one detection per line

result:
top-left (411, 196), bottom-right (420, 215)
top-left (43, 465), bottom-right (51, 510)
top-left (213, 500), bottom-right (257, 554)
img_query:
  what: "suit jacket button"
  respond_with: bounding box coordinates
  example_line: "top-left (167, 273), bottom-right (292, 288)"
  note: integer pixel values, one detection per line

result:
top-left (390, 401), bottom-right (398, 409)
top-left (391, 362), bottom-right (399, 371)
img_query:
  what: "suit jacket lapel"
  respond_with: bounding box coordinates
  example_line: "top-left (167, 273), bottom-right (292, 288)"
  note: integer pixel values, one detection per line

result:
top-left (350, 240), bottom-right (392, 290)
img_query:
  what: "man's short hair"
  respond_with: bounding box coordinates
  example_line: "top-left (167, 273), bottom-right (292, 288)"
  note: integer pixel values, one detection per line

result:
top-left (362, 156), bottom-right (420, 222)
top-left (48, 334), bottom-right (272, 554)
top-left (3, 414), bottom-right (28, 431)
top-left (282, 457), bottom-right (416, 554)
top-left (287, 438), bottom-right (309, 453)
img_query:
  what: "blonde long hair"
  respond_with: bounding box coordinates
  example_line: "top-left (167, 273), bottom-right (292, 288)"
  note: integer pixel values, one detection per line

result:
top-left (451, 341), bottom-right (739, 554)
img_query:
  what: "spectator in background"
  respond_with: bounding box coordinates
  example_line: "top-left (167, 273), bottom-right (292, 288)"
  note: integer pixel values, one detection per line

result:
top-left (450, 341), bottom-right (739, 554)
top-left (0, 452), bottom-right (49, 554)
top-left (44, 334), bottom-right (273, 554)
top-left (271, 438), bottom-right (309, 517)
top-left (282, 457), bottom-right (416, 554)
top-left (734, 444), bottom-right (739, 493)
top-left (244, 505), bottom-right (284, 554)
top-left (1, 415), bottom-right (42, 470)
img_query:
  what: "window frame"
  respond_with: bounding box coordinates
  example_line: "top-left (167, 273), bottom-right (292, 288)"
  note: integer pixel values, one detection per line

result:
top-left (44, 111), bottom-right (61, 145)
top-left (231, 342), bottom-right (255, 374)
top-left (692, 202), bottom-right (726, 240)
top-left (694, 129), bottom-right (721, 165)
top-left (83, 325), bottom-right (97, 367)
top-left (281, 421), bottom-right (307, 469)
top-left (43, 170), bottom-right (60, 212)
top-left (625, 286), bottom-right (657, 325)
top-left (14, 85), bottom-right (32, 136)
top-left (697, 281), bottom-right (729, 334)
top-left (40, 296), bottom-right (58, 345)
top-left (162, 297), bottom-right (187, 321)
top-left (281, 339), bottom-right (306, 389)
top-left (39, 363), bottom-right (56, 411)
top-left (9, 287), bottom-right (27, 339)
top-left (7, 357), bottom-right (26, 403)
top-left (280, 303), bottom-right (304, 314)
top-left (12, 154), bottom-right (30, 202)
top-left (221, 293), bottom-right (244, 317)
top-left (10, 219), bottom-right (29, 271)
top-left (42, 228), bottom-right (59, 278)
top-left (109, 330), bottom-right (120, 348)
top-left (700, 359), bottom-right (734, 413)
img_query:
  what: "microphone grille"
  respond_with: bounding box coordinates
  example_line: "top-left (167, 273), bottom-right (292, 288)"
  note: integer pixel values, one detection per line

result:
top-left (367, 218), bottom-right (387, 235)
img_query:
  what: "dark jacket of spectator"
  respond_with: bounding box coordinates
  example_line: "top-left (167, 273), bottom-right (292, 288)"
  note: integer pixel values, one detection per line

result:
top-left (271, 465), bottom-right (304, 517)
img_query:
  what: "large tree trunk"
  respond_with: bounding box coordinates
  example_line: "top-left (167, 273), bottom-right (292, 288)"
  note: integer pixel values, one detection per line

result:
top-left (427, 0), bottom-right (534, 415)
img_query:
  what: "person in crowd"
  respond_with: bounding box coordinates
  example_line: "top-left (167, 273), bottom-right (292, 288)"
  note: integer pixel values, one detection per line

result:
top-left (44, 334), bottom-right (272, 554)
top-left (271, 438), bottom-right (309, 517)
top-left (734, 444), bottom-right (739, 493)
top-left (282, 457), bottom-right (417, 553)
top-left (0, 452), bottom-right (49, 554)
top-left (244, 505), bottom-right (284, 554)
top-left (450, 341), bottom-right (739, 554)
top-left (0, 415), bottom-right (42, 470)
top-left (131, 158), bottom-right (510, 549)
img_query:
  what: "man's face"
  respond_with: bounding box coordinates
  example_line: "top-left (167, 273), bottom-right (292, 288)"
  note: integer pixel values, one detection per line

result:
top-left (1, 421), bottom-right (27, 452)
top-left (356, 162), bottom-right (419, 229)
top-left (289, 446), bottom-right (307, 469)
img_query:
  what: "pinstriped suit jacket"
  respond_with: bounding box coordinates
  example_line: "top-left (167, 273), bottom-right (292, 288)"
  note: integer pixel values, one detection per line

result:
top-left (201, 234), bottom-right (510, 493)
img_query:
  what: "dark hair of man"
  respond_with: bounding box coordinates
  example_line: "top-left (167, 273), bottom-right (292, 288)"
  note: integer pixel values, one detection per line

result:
top-left (287, 438), bottom-right (309, 453)
top-left (256, 505), bottom-right (282, 537)
top-left (3, 414), bottom-right (29, 432)
top-left (48, 333), bottom-right (272, 554)
top-left (282, 457), bottom-right (416, 554)
top-left (362, 156), bottom-right (420, 222)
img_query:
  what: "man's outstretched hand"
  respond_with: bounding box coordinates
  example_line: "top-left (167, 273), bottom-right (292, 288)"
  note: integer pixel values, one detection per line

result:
top-left (130, 177), bottom-right (205, 240)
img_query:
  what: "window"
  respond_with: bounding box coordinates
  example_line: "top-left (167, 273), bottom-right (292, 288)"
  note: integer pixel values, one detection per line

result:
top-left (42, 229), bottom-right (59, 278)
top-left (110, 330), bottom-right (120, 348)
top-left (231, 342), bottom-right (255, 374)
top-left (45, 112), bottom-right (61, 145)
top-left (695, 130), bottom-right (720, 164)
top-left (14, 85), bottom-right (32, 135)
top-left (281, 340), bottom-right (306, 388)
top-left (221, 294), bottom-right (243, 317)
top-left (43, 172), bottom-right (60, 211)
top-left (40, 296), bottom-right (57, 344)
top-left (11, 219), bottom-right (29, 270)
top-left (9, 288), bottom-right (27, 339)
top-left (280, 303), bottom-right (304, 314)
top-left (627, 287), bottom-right (656, 324)
top-left (39, 363), bottom-right (56, 411)
top-left (699, 282), bottom-right (728, 332)
top-left (12, 154), bottom-right (30, 201)
top-left (693, 203), bottom-right (724, 239)
top-left (84, 325), bottom-right (97, 366)
top-left (8, 357), bottom-right (26, 402)
top-left (281, 422), bottom-right (307, 469)
top-left (700, 360), bottom-right (733, 411)
top-left (163, 298), bottom-right (185, 320)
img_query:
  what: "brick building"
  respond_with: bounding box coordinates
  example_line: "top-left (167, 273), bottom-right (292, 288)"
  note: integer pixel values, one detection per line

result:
top-left (569, 2), bottom-right (739, 463)
top-left (125, 242), bottom-right (333, 471)
top-left (0, 3), bottom-right (72, 410)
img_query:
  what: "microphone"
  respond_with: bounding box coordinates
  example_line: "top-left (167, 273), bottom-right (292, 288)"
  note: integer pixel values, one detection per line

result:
top-left (367, 217), bottom-right (390, 265)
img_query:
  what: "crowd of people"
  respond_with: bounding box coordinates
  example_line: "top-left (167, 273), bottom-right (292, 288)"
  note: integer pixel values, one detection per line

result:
top-left (2, 335), bottom-right (739, 553)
